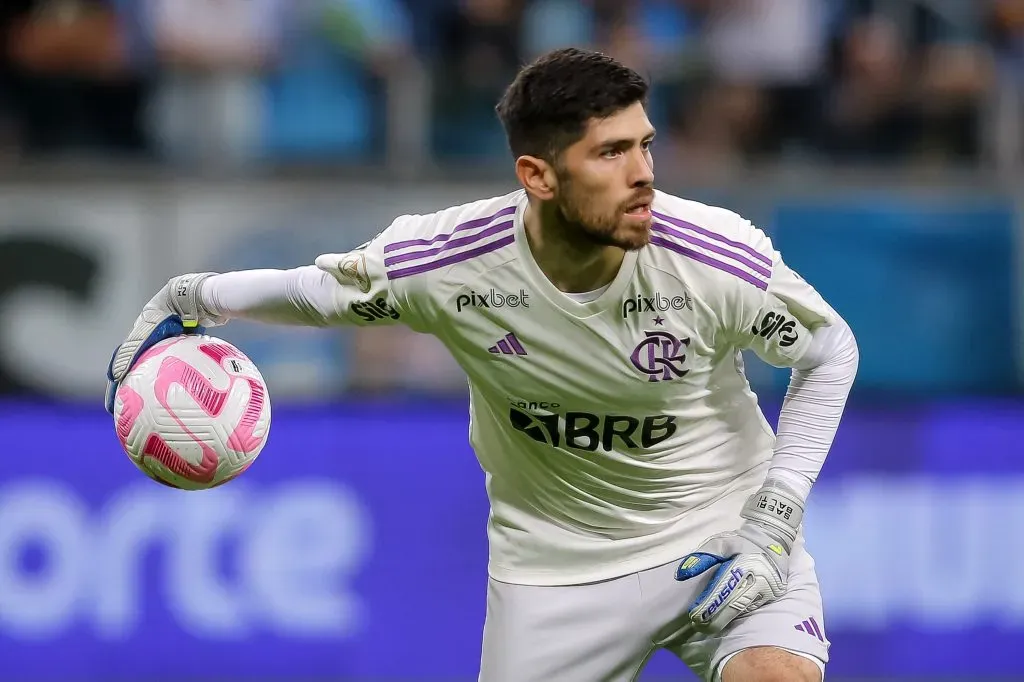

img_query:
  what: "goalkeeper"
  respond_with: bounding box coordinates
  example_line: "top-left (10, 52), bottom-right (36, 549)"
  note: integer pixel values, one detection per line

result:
top-left (106, 48), bottom-right (857, 682)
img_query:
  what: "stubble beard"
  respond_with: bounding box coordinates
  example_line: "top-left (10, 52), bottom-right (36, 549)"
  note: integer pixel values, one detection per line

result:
top-left (555, 177), bottom-right (650, 252)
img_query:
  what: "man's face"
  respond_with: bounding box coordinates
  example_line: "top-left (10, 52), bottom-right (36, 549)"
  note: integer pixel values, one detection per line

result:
top-left (553, 102), bottom-right (656, 251)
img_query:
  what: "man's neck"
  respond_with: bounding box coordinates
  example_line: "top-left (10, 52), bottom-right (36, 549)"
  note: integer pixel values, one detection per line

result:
top-left (523, 201), bottom-right (625, 294)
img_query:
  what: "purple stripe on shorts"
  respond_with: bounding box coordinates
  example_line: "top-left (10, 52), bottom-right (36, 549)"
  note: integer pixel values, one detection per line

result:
top-left (651, 210), bottom-right (772, 266)
top-left (386, 233), bottom-right (516, 280)
top-left (650, 236), bottom-right (768, 290)
top-left (652, 222), bottom-right (771, 279)
top-left (384, 220), bottom-right (514, 267)
top-left (383, 205), bottom-right (517, 254)
top-left (809, 617), bottom-right (824, 641)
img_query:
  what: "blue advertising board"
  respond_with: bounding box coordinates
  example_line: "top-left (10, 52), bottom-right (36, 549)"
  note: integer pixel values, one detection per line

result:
top-left (769, 199), bottom-right (1019, 394)
top-left (1, 399), bottom-right (1023, 680)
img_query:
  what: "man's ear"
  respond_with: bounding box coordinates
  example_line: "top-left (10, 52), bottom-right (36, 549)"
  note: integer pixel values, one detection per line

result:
top-left (515, 155), bottom-right (558, 201)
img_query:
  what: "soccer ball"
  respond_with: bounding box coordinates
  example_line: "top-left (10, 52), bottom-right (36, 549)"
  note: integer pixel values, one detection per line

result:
top-left (112, 335), bottom-right (271, 490)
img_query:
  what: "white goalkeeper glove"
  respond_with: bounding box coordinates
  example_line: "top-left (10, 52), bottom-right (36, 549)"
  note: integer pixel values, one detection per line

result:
top-left (104, 273), bottom-right (222, 414)
top-left (674, 481), bottom-right (804, 632)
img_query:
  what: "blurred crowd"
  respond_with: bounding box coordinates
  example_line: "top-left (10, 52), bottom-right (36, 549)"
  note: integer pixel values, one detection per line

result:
top-left (0, 0), bottom-right (1022, 173)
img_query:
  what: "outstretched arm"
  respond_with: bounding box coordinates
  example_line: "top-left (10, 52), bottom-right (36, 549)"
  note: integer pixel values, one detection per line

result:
top-left (198, 267), bottom-right (348, 327)
top-left (105, 229), bottom-right (419, 413)
top-left (200, 254), bottom-right (403, 328)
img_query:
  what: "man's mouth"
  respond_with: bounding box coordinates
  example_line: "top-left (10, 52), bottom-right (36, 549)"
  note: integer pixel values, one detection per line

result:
top-left (625, 192), bottom-right (655, 216)
top-left (625, 199), bottom-right (653, 216)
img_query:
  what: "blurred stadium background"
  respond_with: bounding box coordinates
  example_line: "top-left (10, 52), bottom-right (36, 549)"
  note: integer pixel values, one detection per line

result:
top-left (0, 0), bottom-right (1022, 680)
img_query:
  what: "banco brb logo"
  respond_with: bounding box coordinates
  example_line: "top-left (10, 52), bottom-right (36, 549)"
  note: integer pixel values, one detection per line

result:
top-left (630, 330), bottom-right (690, 382)
top-left (509, 407), bottom-right (677, 452)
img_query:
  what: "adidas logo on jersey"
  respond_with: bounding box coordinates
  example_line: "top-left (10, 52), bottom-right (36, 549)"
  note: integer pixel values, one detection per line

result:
top-left (488, 332), bottom-right (527, 356)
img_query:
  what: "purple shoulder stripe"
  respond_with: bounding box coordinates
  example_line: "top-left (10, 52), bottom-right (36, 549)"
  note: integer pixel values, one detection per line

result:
top-left (384, 220), bottom-right (514, 268)
top-left (651, 210), bottom-right (772, 266)
top-left (384, 205), bottom-right (517, 254)
top-left (650, 236), bottom-right (768, 290)
top-left (651, 222), bottom-right (771, 279)
top-left (386, 234), bottom-right (516, 280)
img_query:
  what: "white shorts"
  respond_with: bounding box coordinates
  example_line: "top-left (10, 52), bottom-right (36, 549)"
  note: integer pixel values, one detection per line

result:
top-left (478, 538), bottom-right (829, 682)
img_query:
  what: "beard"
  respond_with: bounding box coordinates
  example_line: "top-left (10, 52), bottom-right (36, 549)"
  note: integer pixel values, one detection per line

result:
top-left (554, 173), bottom-right (651, 252)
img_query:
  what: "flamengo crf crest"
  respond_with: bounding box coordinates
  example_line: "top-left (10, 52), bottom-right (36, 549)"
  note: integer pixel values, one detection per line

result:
top-left (630, 330), bottom-right (690, 382)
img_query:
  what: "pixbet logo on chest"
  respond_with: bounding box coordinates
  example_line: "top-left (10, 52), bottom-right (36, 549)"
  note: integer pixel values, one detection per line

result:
top-left (622, 292), bottom-right (693, 318)
top-left (456, 289), bottom-right (529, 312)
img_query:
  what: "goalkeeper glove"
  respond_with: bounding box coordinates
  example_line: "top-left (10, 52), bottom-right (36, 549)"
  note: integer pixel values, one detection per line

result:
top-left (104, 273), bottom-right (221, 415)
top-left (674, 481), bottom-right (804, 632)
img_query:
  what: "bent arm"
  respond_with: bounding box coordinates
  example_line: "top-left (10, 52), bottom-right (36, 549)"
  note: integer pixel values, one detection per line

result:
top-left (736, 257), bottom-right (859, 504)
top-left (766, 317), bottom-right (859, 498)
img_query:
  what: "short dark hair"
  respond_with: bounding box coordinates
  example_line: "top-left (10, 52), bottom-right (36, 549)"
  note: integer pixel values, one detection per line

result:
top-left (496, 47), bottom-right (649, 162)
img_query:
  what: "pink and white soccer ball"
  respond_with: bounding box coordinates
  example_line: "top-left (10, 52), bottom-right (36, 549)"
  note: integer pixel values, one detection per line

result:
top-left (112, 335), bottom-right (271, 490)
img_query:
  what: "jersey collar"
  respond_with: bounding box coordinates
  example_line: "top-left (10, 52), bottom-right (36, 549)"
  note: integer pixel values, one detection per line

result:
top-left (513, 193), bottom-right (639, 320)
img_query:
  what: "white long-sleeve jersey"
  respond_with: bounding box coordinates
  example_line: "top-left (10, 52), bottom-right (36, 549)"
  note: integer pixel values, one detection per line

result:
top-left (202, 189), bottom-right (858, 585)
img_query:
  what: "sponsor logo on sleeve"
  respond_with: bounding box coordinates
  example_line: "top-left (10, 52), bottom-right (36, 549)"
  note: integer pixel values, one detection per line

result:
top-left (751, 311), bottom-right (799, 348)
top-left (350, 297), bottom-right (400, 323)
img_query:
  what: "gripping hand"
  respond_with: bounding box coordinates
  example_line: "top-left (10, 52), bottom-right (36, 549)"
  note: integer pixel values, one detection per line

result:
top-left (674, 482), bottom-right (804, 632)
top-left (104, 273), bottom-right (221, 414)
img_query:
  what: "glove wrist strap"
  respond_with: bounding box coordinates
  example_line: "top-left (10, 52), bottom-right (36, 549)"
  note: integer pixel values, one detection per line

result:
top-left (168, 272), bottom-right (219, 327)
top-left (740, 482), bottom-right (804, 549)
